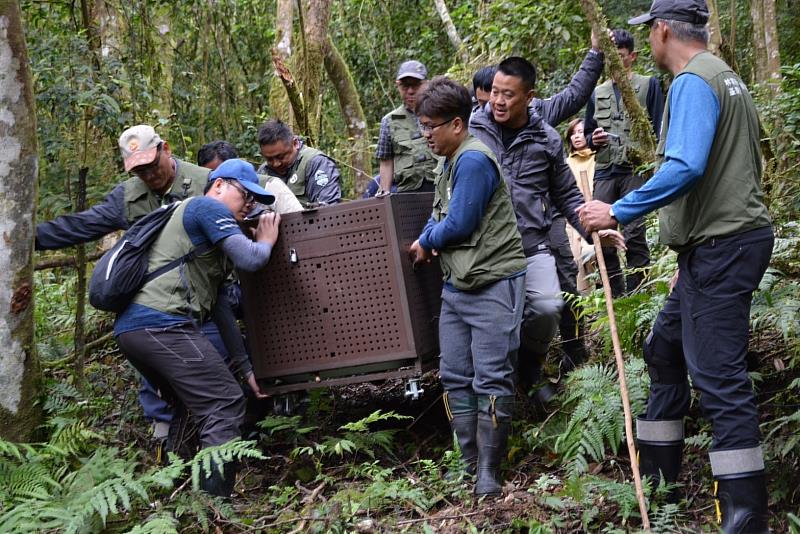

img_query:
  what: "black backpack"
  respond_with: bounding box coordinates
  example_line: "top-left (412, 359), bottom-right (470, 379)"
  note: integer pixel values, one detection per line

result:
top-left (89, 201), bottom-right (211, 313)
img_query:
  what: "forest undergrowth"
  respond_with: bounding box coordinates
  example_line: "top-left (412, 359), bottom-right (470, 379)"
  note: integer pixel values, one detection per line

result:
top-left (4, 228), bottom-right (799, 533)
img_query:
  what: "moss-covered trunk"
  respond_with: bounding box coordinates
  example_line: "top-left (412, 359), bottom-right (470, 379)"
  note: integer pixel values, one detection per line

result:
top-left (0, 0), bottom-right (42, 441)
top-left (580, 0), bottom-right (656, 169)
top-left (269, 0), bottom-right (293, 123)
top-left (298, 0), bottom-right (332, 145)
top-left (324, 36), bottom-right (371, 196)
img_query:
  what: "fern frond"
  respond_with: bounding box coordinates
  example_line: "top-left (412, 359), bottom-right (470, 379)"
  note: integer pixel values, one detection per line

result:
top-left (189, 440), bottom-right (264, 490)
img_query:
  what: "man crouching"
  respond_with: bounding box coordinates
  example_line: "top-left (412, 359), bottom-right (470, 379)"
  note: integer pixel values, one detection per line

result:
top-left (409, 77), bottom-right (526, 497)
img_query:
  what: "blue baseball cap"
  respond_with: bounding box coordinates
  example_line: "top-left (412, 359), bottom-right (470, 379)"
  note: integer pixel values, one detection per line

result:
top-left (209, 158), bottom-right (275, 205)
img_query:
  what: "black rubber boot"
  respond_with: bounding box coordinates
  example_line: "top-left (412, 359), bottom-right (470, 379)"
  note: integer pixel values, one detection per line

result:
top-left (443, 390), bottom-right (478, 477)
top-left (559, 321), bottom-right (587, 375)
top-left (516, 349), bottom-right (543, 393)
top-left (200, 458), bottom-right (238, 498)
top-left (475, 395), bottom-right (513, 497)
top-left (638, 441), bottom-right (683, 502)
top-left (636, 416), bottom-right (683, 503)
top-left (715, 474), bottom-right (769, 534)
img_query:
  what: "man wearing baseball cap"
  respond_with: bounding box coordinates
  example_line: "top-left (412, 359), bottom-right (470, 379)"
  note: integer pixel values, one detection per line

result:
top-left (114, 158), bottom-right (278, 496)
top-left (578, 1), bottom-right (773, 530)
top-left (36, 124), bottom-right (211, 250)
top-left (376, 60), bottom-right (441, 193)
top-left (35, 125), bottom-right (223, 461)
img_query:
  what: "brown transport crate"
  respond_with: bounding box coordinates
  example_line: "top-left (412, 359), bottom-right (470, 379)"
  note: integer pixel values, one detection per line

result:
top-left (239, 193), bottom-right (443, 396)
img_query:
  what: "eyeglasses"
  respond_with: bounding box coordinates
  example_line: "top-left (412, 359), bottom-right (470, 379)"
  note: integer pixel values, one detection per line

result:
top-left (131, 144), bottom-right (163, 179)
top-left (225, 180), bottom-right (256, 206)
top-left (419, 117), bottom-right (455, 135)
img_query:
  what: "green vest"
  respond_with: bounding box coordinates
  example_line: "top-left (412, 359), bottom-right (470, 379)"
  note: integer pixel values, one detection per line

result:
top-left (133, 198), bottom-right (228, 321)
top-left (262, 145), bottom-right (323, 205)
top-left (594, 74), bottom-right (651, 169)
top-left (432, 136), bottom-right (526, 291)
top-left (657, 51), bottom-right (771, 251)
top-left (122, 158), bottom-right (209, 225)
top-left (388, 106), bottom-right (439, 192)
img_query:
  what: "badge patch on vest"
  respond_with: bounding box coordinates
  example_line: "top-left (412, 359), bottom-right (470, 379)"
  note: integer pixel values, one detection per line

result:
top-left (314, 170), bottom-right (329, 187)
top-left (289, 174), bottom-right (299, 184)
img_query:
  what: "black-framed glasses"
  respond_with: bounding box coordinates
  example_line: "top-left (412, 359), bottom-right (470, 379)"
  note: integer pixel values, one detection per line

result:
top-left (225, 179), bottom-right (256, 206)
top-left (131, 143), bottom-right (163, 178)
top-left (419, 117), bottom-right (455, 134)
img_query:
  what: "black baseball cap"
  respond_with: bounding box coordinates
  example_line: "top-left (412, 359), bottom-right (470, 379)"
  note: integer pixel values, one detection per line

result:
top-left (628, 0), bottom-right (710, 25)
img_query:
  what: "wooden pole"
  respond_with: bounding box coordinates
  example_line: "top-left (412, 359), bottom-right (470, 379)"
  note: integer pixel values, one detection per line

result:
top-left (579, 170), bottom-right (650, 530)
top-left (73, 167), bottom-right (88, 389)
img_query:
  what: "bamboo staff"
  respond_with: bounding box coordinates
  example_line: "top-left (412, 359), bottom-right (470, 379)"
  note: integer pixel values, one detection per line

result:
top-left (579, 169), bottom-right (650, 530)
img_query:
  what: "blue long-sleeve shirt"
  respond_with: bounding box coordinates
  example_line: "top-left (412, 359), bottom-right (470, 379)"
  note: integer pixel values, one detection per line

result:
top-left (418, 151), bottom-right (498, 252)
top-left (612, 73), bottom-right (720, 224)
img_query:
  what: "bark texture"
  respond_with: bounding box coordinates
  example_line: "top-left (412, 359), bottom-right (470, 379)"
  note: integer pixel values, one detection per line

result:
top-left (269, 0), bottom-right (293, 123)
top-left (750, 0), bottom-right (768, 84)
top-left (762, 0), bottom-right (782, 92)
top-left (433, 0), bottom-right (469, 63)
top-left (707, 0), bottom-right (723, 56)
top-left (580, 0), bottom-right (655, 168)
top-left (0, 1), bottom-right (42, 441)
top-left (299, 0), bottom-right (332, 144)
top-left (324, 36), bottom-right (371, 196)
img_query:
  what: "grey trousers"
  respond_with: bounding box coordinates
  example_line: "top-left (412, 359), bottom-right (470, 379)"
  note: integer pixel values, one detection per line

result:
top-left (117, 324), bottom-right (245, 448)
top-left (519, 253), bottom-right (564, 357)
top-left (438, 275), bottom-right (525, 397)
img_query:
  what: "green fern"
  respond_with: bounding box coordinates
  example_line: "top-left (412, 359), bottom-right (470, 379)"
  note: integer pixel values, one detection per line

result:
top-left (189, 439), bottom-right (265, 491)
top-left (542, 360), bottom-right (650, 477)
top-left (125, 514), bottom-right (179, 534)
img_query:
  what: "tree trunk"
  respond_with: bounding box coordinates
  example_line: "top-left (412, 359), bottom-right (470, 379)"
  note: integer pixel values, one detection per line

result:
top-left (272, 49), bottom-right (309, 139)
top-left (153, 4), bottom-right (175, 119)
top-left (299, 0), bottom-right (332, 144)
top-left (762, 0), bottom-right (782, 93)
top-left (580, 0), bottom-right (655, 169)
top-left (324, 36), bottom-right (371, 196)
top-left (432, 0), bottom-right (469, 64)
top-left (270, 0), bottom-right (293, 123)
top-left (0, 1), bottom-right (42, 441)
top-left (750, 0), bottom-right (768, 85)
top-left (706, 0), bottom-right (723, 56)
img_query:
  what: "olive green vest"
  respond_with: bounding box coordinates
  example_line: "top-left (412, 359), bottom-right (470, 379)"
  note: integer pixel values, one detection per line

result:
top-left (594, 74), bottom-right (651, 169)
top-left (388, 106), bottom-right (439, 192)
top-left (432, 136), bottom-right (526, 291)
top-left (133, 198), bottom-right (228, 321)
top-left (657, 51), bottom-right (771, 252)
top-left (262, 145), bottom-right (323, 205)
top-left (122, 158), bottom-right (210, 225)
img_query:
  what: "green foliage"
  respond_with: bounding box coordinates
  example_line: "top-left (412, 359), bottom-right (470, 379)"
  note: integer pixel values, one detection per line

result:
top-left (125, 514), bottom-right (179, 534)
top-left (751, 264), bottom-right (800, 360)
top-left (290, 410), bottom-right (411, 468)
top-left (190, 440), bottom-right (265, 491)
top-left (757, 64), bottom-right (800, 221)
top-left (534, 359), bottom-right (649, 477)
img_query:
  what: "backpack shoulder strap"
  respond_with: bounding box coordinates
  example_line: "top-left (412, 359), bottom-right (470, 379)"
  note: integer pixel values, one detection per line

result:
top-left (142, 242), bottom-right (214, 284)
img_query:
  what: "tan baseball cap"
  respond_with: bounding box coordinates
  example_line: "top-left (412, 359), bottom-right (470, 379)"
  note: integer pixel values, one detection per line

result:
top-left (119, 125), bottom-right (163, 172)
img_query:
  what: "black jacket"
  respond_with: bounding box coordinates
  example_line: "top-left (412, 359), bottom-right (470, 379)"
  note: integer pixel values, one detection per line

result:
top-left (470, 107), bottom-right (589, 257)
